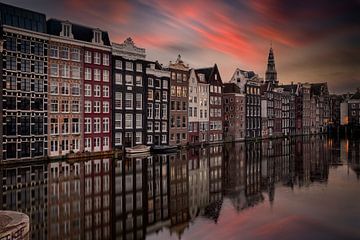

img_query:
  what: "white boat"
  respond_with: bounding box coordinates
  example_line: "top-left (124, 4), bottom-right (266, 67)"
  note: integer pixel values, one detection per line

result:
top-left (125, 145), bottom-right (151, 154)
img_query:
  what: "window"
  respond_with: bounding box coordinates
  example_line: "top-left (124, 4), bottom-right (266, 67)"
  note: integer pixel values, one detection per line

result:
top-left (61, 83), bottom-right (70, 95)
top-left (136, 132), bottom-right (142, 144)
top-left (147, 122), bottom-right (153, 132)
top-left (6, 56), bottom-right (17, 71)
top-left (94, 118), bottom-right (101, 133)
top-left (103, 118), bottom-right (110, 133)
top-left (115, 73), bottom-right (122, 85)
top-left (71, 66), bottom-right (81, 79)
top-left (154, 103), bottom-right (160, 119)
top-left (148, 78), bottom-right (154, 87)
top-left (62, 118), bottom-right (70, 134)
top-left (21, 59), bottom-right (30, 72)
top-left (61, 100), bottom-right (70, 113)
top-left (148, 90), bottom-right (153, 100)
top-left (51, 100), bottom-right (59, 112)
top-left (94, 101), bottom-right (101, 113)
top-left (85, 101), bottom-right (92, 113)
top-left (115, 113), bottom-right (122, 129)
top-left (162, 91), bottom-right (168, 101)
top-left (136, 76), bottom-right (142, 86)
top-left (162, 122), bottom-right (167, 132)
top-left (136, 114), bottom-right (142, 128)
top-left (155, 79), bottom-right (161, 88)
top-left (103, 54), bottom-right (109, 66)
top-left (115, 60), bottom-right (122, 69)
top-left (147, 135), bottom-right (153, 144)
top-left (115, 132), bottom-right (122, 146)
top-left (136, 63), bottom-right (142, 72)
top-left (148, 103), bottom-right (153, 118)
top-left (94, 52), bottom-right (101, 64)
top-left (60, 64), bottom-right (70, 78)
top-left (20, 40), bottom-right (30, 54)
top-left (177, 86), bottom-right (181, 97)
top-left (94, 85), bottom-right (101, 97)
top-left (162, 104), bottom-right (167, 119)
top-left (85, 51), bottom-right (92, 63)
top-left (103, 70), bottom-right (109, 82)
top-left (71, 48), bottom-right (80, 61)
top-left (50, 118), bottom-right (59, 135)
top-left (50, 82), bottom-right (59, 95)
top-left (85, 84), bottom-right (91, 96)
top-left (5, 37), bottom-right (16, 51)
top-left (103, 101), bottom-right (109, 113)
top-left (59, 46), bottom-right (69, 59)
top-left (85, 118), bottom-right (92, 133)
top-left (125, 75), bottom-right (133, 85)
top-left (72, 118), bottom-right (80, 133)
top-left (125, 114), bottom-right (133, 129)
top-left (34, 61), bottom-right (44, 74)
top-left (115, 92), bottom-right (122, 109)
top-left (71, 84), bottom-right (80, 95)
top-left (103, 86), bottom-right (109, 97)
top-left (136, 94), bottom-right (142, 109)
top-left (94, 31), bottom-right (101, 44)
top-left (20, 79), bottom-right (31, 91)
top-left (94, 69), bottom-right (101, 81)
top-left (85, 68), bottom-right (92, 80)
top-left (126, 62), bottom-right (133, 70)
top-left (154, 122), bottom-right (160, 132)
top-left (72, 100), bottom-right (80, 113)
top-left (163, 80), bottom-right (168, 89)
top-left (125, 93), bottom-right (133, 109)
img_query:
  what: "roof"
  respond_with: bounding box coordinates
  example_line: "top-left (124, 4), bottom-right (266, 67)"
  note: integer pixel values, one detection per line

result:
top-left (350, 91), bottom-right (360, 100)
top-left (0, 2), bottom-right (46, 33)
top-left (310, 83), bottom-right (328, 96)
top-left (47, 18), bottom-right (111, 46)
top-left (223, 83), bottom-right (241, 94)
top-left (195, 67), bottom-right (213, 81)
top-left (281, 84), bottom-right (298, 93)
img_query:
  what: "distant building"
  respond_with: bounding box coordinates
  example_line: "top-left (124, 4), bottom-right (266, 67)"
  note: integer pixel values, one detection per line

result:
top-left (188, 69), bottom-right (210, 144)
top-left (265, 46), bottom-right (278, 85)
top-left (223, 83), bottom-right (246, 141)
top-left (169, 55), bottom-right (189, 146)
top-left (1, 3), bottom-right (48, 161)
top-left (146, 62), bottom-right (170, 146)
top-left (196, 64), bottom-right (223, 143)
top-left (112, 38), bottom-right (147, 148)
top-left (348, 89), bottom-right (360, 127)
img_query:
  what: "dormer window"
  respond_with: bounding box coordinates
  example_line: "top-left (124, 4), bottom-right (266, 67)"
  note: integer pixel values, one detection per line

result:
top-left (198, 74), bottom-right (205, 81)
top-left (61, 22), bottom-right (73, 38)
top-left (93, 30), bottom-right (102, 44)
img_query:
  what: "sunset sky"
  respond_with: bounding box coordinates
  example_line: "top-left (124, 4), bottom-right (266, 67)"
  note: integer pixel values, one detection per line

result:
top-left (4, 0), bottom-right (359, 93)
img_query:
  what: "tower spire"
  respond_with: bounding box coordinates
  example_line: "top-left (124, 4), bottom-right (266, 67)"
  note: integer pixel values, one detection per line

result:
top-left (265, 45), bottom-right (278, 85)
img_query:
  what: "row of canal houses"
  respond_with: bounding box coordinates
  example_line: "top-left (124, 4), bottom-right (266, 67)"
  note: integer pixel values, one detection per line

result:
top-left (0, 3), bottom-right (331, 162)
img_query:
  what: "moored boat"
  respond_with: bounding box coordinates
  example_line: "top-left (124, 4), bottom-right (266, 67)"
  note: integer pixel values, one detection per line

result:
top-left (125, 145), bottom-right (151, 154)
top-left (151, 145), bottom-right (178, 153)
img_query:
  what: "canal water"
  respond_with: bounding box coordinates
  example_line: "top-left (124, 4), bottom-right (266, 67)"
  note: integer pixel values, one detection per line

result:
top-left (1, 136), bottom-right (359, 240)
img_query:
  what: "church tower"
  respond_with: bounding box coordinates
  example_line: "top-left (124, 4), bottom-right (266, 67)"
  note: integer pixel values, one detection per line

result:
top-left (265, 46), bottom-right (278, 85)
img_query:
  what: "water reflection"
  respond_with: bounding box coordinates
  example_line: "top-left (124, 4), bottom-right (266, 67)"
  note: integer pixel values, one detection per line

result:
top-left (1, 136), bottom-right (359, 240)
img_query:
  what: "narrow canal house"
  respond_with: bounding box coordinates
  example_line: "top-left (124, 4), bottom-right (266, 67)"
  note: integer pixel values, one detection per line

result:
top-left (46, 19), bottom-right (84, 156)
top-left (188, 68), bottom-right (210, 145)
top-left (146, 61), bottom-right (170, 146)
top-left (111, 38), bottom-right (147, 149)
top-left (223, 83), bottom-right (246, 141)
top-left (1, 3), bottom-right (48, 161)
top-left (82, 26), bottom-right (112, 152)
top-left (169, 55), bottom-right (189, 146)
top-left (196, 64), bottom-right (223, 143)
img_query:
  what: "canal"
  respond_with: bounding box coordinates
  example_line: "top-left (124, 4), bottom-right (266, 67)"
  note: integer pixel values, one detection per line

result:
top-left (1, 135), bottom-right (359, 240)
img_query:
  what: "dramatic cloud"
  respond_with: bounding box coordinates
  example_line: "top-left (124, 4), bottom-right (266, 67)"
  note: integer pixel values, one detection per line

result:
top-left (4, 0), bottom-right (360, 93)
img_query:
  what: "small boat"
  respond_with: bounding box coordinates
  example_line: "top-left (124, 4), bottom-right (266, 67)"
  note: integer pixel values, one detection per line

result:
top-left (125, 145), bottom-right (151, 154)
top-left (151, 145), bottom-right (178, 153)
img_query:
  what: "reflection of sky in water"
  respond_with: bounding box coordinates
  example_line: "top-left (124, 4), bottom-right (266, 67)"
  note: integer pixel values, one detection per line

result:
top-left (148, 165), bottom-right (360, 240)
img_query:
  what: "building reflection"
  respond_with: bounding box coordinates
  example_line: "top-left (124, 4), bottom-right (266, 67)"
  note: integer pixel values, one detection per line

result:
top-left (0, 136), bottom-right (336, 239)
top-left (0, 163), bottom-right (48, 240)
